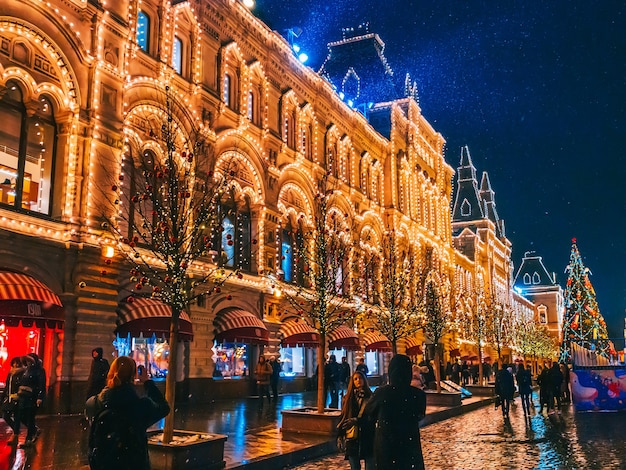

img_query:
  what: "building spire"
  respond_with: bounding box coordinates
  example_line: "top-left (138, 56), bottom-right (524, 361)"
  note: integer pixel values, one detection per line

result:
top-left (452, 146), bottom-right (483, 222)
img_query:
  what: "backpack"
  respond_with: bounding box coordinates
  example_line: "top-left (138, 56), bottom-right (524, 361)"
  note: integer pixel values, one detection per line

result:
top-left (88, 406), bottom-right (144, 469)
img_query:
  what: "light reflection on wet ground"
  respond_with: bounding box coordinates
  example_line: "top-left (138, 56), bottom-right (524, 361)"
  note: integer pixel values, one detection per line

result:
top-left (291, 392), bottom-right (626, 469)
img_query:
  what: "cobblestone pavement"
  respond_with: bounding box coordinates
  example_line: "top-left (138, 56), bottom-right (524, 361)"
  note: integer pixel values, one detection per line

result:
top-left (289, 392), bottom-right (626, 470)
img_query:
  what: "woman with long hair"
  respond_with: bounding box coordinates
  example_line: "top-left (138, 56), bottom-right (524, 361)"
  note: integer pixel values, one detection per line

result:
top-left (337, 370), bottom-right (374, 470)
top-left (85, 356), bottom-right (169, 469)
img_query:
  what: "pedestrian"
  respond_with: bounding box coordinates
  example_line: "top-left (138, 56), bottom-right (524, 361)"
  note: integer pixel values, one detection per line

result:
top-left (411, 364), bottom-right (425, 390)
top-left (337, 371), bottom-right (374, 470)
top-left (537, 365), bottom-right (550, 413)
top-left (324, 354), bottom-right (341, 408)
top-left (339, 356), bottom-right (351, 398)
top-left (86, 348), bottom-right (110, 400)
top-left (452, 361), bottom-right (461, 384)
top-left (355, 357), bottom-right (368, 376)
top-left (495, 363), bottom-right (515, 419)
top-left (268, 356), bottom-right (281, 401)
top-left (560, 363), bottom-right (571, 403)
top-left (548, 362), bottom-right (563, 414)
top-left (254, 356), bottom-right (272, 405)
top-left (1, 356), bottom-right (26, 445)
top-left (85, 355), bottom-right (170, 469)
top-left (16, 354), bottom-right (46, 448)
top-left (516, 363), bottom-right (533, 415)
top-left (363, 354), bottom-right (426, 470)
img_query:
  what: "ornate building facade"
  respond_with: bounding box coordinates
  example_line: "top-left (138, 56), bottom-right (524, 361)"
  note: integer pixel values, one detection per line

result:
top-left (0, 0), bottom-right (547, 412)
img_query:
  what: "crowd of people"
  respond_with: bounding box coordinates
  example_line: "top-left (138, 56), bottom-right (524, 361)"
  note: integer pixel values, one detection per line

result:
top-left (0, 353), bottom-right (46, 448)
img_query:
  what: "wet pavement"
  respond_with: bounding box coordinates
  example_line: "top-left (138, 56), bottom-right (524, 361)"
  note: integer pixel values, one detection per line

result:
top-left (290, 392), bottom-right (626, 469)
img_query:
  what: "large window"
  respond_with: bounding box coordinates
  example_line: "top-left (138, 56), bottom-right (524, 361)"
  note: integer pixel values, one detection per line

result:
top-left (364, 351), bottom-right (379, 375)
top-left (0, 83), bottom-right (55, 214)
top-left (113, 334), bottom-right (170, 379)
top-left (223, 74), bottom-right (232, 107)
top-left (215, 198), bottom-right (251, 271)
top-left (281, 229), bottom-right (293, 282)
top-left (172, 36), bottom-right (183, 74)
top-left (212, 342), bottom-right (248, 378)
top-left (137, 11), bottom-right (150, 52)
top-left (279, 346), bottom-right (305, 376)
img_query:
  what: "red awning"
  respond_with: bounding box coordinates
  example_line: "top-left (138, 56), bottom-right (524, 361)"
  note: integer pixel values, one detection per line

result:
top-left (280, 319), bottom-right (319, 348)
top-left (362, 330), bottom-right (391, 352)
top-left (327, 325), bottom-right (360, 351)
top-left (0, 271), bottom-right (64, 329)
top-left (405, 336), bottom-right (423, 356)
top-left (115, 296), bottom-right (193, 341)
top-left (214, 308), bottom-right (268, 345)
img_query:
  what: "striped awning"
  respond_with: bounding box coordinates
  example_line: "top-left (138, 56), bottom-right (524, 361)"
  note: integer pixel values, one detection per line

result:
top-left (115, 296), bottom-right (193, 341)
top-left (362, 330), bottom-right (391, 352)
top-left (279, 319), bottom-right (319, 348)
top-left (0, 271), bottom-right (64, 329)
top-left (405, 336), bottom-right (423, 356)
top-left (327, 325), bottom-right (360, 351)
top-left (214, 308), bottom-right (268, 345)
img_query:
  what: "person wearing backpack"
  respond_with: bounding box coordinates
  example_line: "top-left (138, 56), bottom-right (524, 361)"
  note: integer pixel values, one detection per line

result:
top-left (85, 356), bottom-right (170, 470)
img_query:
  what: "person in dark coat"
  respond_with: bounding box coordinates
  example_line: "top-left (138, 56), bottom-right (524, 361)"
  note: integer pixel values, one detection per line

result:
top-left (85, 356), bottom-right (170, 469)
top-left (537, 365), bottom-right (551, 413)
top-left (337, 371), bottom-right (373, 470)
top-left (495, 364), bottom-right (515, 418)
top-left (268, 356), bottom-right (281, 401)
top-left (548, 362), bottom-right (563, 414)
top-left (17, 354), bottom-right (46, 447)
top-left (86, 348), bottom-right (110, 400)
top-left (324, 354), bottom-right (341, 408)
top-left (516, 364), bottom-right (533, 415)
top-left (363, 354), bottom-right (426, 470)
top-left (560, 363), bottom-right (571, 403)
top-left (1, 357), bottom-right (27, 445)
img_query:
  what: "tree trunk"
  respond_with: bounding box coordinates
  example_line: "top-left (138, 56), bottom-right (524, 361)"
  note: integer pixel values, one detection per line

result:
top-left (434, 347), bottom-right (441, 393)
top-left (163, 312), bottom-right (180, 443)
top-left (478, 344), bottom-right (483, 385)
top-left (392, 339), bottom-right (398, 356)
top-left (317, 335), bottom-right (326, 413)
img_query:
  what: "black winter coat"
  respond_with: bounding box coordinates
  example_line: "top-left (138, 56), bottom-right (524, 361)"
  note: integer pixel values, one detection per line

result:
top-left (86, 380), bottom-right (170, 470)
top-left (86, 357), bottom-right (110, 399)
top-left (363, 384), bottom-right (426, 469)
top-left (340, 393), bottom-right (373, 460)
top-left (495, 369), bottom-right (515, 400)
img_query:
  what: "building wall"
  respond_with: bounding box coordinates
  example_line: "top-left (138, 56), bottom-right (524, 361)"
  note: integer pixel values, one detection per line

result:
top-left (0, 0), bottom-right (463, 411)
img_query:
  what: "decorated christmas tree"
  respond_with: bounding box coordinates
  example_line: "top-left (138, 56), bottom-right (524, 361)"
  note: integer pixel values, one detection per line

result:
top-left (559, 239), bottom-right (610, 362)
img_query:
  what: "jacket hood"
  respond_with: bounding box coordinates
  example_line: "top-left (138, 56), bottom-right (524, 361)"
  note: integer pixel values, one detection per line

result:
top-left (93, 348), bottom-right (103, 359)
top-left (388, 354), bottom-right (412, 386)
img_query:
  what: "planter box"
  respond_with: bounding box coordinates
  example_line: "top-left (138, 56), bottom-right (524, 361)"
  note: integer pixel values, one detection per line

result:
top-left (281, 407), bottom-right (342, 435)
top-left (466, 385), bottom-right (496, 396)
top-left (425, 391), bottom-right (462, 407)
top-left (148, 430), bottom-right (228, 470)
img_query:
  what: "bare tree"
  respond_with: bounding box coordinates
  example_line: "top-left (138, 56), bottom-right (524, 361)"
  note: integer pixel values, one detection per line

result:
top-left (355, 230), bottom-right (424, 355)
top-left (485, 294), bottom-right (513, 375)
top-left (274, 172), bottom-right (358, 413)
top-left (97, 86), bottom-right (240, 443)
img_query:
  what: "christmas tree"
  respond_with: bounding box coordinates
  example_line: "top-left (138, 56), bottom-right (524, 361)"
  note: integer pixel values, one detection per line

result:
top-left (559, 239), bottom-right (610, 362)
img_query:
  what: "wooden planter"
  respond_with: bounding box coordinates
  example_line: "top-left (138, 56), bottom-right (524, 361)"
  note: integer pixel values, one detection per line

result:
top-left (424, 390), bottom-right (462, 407)
top-left (148, 430), bottom-right (228, 470)
top-left (466, 384), bottom-right (496, 396)
top-left (281, 407), bottom-right (342, 435)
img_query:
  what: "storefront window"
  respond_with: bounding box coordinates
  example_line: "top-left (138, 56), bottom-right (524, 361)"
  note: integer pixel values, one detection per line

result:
top-left (279, 346), bottom-right (305, 376)
top-left (0, 322), bottom-right (40, 385)
top-left (365, 351), bottom-right (379, 375)
top-left (113, 334), bottom-right (170, 379)
top-left (212, 342), bottom-right (248, 378)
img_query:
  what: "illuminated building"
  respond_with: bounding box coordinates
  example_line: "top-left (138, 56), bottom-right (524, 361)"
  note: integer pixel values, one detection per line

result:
top-left (0, 0), bottom-right (545, 412)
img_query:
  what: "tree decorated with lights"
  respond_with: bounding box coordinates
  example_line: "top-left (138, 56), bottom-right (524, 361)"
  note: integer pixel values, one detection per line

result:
top-left (355, 230), bottom-right (425, 355)
top-left (559, 239), bottom-right (610, 362)
top-left (455, 284), bottom-right (488, 383)
top-left (421, 270), bottom-right (452, 392)
top-left (485, 294), bottom-right (513, 370)
top-left (98, 86), bottom-right (243, 443)
top-left (274, 171), bottom-right (358, 413)
top-left (516, 315), bottom-right (557, 375)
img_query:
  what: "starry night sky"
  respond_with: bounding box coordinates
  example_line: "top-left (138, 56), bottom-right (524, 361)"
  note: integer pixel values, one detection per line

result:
top-left (254, 1), bottom-right (626, 339)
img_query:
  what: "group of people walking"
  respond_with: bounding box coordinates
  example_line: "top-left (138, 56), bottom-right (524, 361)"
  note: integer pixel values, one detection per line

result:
top-left (495, 361), bottom-right (571, 419)
top-left (0, 353), bottom-right (46, 448)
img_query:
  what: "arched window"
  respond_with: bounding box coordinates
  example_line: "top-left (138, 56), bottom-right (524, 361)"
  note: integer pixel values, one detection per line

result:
top-left (0, 83), bottom-right (56, 214)
top-left (214, 196), bottom-right (251, 271)
top-left (461, 199), bottom-right (471, 217)
top-left (523, 273), bottom-right (531, 285)
top-left (284, 111), bottom-right (296, 149)
top-left (532, 272), bottom-right (541, 284)
top-left (137, 11), bottom-right (150, 52)
top-left (223, 74), bottom-right (232, 108)
top-left (281, 227), bottom-right (293, 283)
top-left (247, 91), bottom-right (254, 121)
top-left (172, 36), bottom-right (183, 74)
top-left (538, 305), bottom-right (548, 324)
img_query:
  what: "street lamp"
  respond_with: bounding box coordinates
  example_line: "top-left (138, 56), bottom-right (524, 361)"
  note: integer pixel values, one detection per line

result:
top-left (242, 0), bottom-right (255, 9)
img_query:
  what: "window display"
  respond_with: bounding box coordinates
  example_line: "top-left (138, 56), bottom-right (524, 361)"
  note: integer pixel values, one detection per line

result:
top-left (113, 333), bottom-right (170, 379)
top-left (279, 346), bottom-right (305, 376)
top-left (212, 342), bottom-right (248, 378)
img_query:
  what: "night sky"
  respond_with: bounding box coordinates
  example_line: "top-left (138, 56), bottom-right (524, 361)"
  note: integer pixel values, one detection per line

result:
top-left (254, 1), bottom-right (626, 339)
